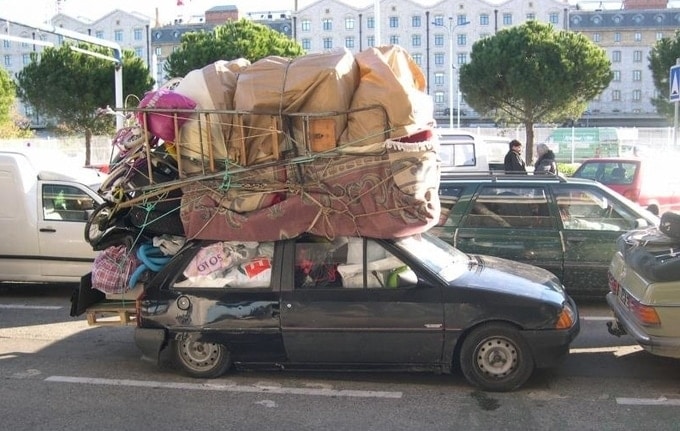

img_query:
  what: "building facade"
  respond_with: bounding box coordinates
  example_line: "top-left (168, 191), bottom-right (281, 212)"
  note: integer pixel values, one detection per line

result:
top-left (293, 0), bottom-right (677, 127)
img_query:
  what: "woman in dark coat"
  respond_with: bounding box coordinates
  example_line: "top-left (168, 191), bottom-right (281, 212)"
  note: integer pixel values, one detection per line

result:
top-left (534, 143), bottom-right (558, 175)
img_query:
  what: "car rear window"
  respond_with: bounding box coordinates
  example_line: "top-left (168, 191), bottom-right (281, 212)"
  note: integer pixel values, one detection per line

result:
top-left (573, 161), bottom-right (637, 185)
top-left (461, 186), bottom-right (552, 229)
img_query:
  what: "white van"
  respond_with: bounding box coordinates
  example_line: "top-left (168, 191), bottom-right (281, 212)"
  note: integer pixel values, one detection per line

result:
top-left (0, 151), bottom-right (105, 283)
top-left (436, 130), bottom-right (510, 172)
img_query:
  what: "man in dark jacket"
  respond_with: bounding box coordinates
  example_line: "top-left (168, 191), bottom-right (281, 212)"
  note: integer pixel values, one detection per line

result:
top-left (504, 139), bottom-right (526, 173)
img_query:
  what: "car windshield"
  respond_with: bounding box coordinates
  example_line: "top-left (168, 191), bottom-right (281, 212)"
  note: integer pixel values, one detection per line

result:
top-left (393, 232), bottom-right (469, 282)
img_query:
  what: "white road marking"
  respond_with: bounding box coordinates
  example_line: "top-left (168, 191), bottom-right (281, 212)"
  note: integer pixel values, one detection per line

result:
top-left (45, 376), bottom-right (403, 399)
top-left (580, 316), bottom-right (612, 321)
top-left (0, 304), bottom-right (62, 310)
top-left (617, 397), bottom-right (680, 406)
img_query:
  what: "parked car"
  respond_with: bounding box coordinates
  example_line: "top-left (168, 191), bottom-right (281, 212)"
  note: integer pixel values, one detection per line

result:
top-left (76, 232), bottom-right (579, 392)
top-left (436, 129), bottom-right (510, 172)
top-left (434, 173), bottom-right (659, 299)
top-left (606, 217), bottom-right (680, 358)
top-left (0, 150), bottom-right (104, 283)
top-left (572, 156), bottom-right (680, 215)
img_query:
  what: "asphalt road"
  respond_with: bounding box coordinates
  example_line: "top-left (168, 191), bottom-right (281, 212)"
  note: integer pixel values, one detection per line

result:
top-left (1, 284), bottom-right (679, 431)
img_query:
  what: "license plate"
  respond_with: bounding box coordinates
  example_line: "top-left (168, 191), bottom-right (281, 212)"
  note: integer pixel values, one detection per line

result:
top-left (618, 287), bottom-right (631, 308)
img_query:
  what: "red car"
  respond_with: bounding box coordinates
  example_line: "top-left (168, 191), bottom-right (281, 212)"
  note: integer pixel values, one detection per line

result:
top-left (572, 157), bottom-right (680, 215)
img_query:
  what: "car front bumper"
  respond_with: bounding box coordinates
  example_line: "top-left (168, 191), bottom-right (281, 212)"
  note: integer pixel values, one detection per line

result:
top-left (606, 292), bottom-right (680, 359)
top-left (522, 298), bottom-right (581, 368)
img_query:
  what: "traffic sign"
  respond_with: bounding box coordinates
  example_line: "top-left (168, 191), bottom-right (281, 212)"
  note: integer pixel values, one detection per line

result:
top-left (670, 65), bottom-right (680, 102)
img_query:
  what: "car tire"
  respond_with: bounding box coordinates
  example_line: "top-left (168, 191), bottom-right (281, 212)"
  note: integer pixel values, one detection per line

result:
top-left (84, 201), bottom-right (116, 246)
top-left (459, 323), bottom-right (535, 392)
top-left (173, 334), bottom-right (232, 379)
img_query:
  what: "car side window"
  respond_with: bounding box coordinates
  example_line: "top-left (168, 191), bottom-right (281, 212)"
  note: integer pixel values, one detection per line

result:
top-left (461, 186), bottom-right (551, 229)
top-left (294, 237), bottom-right (415, 289)
top-left (174, 241), bottom-right (274, 288)
top-left (42, 184), bottom-right (95, 221)
top-left (437, 186), bottom-right (463, 228)
top-left (554, 187), bottom-right (637, 231)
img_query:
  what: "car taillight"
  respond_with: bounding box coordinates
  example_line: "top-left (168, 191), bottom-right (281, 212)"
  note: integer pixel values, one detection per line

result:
top-left (629, 298), bottom-right (661, 326)
top-left (555, 304), bottom-right (576, 329)
top-left (608, 271), bottom-right (620, 295)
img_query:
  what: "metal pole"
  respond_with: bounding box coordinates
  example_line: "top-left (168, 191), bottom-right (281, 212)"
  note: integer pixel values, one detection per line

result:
top-left (448, 18), bottom-right (454, 129)
top-left (675, 58), bottom-right (679, 148)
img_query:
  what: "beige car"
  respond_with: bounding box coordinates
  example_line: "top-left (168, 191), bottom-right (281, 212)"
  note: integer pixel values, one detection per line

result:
top-left (606, 227), bottom-right (680, 358)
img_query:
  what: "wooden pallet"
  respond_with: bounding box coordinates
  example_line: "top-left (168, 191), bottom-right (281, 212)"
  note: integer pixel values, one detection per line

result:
top-left (86, 302), bottom-right (137, 326)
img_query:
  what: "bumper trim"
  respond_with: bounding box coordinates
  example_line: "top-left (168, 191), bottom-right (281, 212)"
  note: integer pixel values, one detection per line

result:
top-left (134, 327), bottom-right (167, 365)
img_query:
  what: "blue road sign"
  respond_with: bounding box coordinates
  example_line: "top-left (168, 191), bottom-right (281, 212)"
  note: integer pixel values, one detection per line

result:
top-left (670, 65), bottom-right (680, 102)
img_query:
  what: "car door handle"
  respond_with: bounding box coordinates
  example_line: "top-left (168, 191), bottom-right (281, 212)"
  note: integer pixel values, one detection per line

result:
top-left (40, 228), bottom-right (57, 233)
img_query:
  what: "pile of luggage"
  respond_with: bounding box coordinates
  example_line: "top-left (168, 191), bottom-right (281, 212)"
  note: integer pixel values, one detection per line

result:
top-left (82, 45), bottom-right (441, 297)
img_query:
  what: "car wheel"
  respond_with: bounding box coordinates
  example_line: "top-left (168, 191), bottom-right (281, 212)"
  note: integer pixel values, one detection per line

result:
top-left (174, 334), bottom-right (232, 378)
top-left (460, 323), bottom-right (534, 392)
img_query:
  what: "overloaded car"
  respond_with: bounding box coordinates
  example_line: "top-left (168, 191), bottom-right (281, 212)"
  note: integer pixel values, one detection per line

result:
top-left (90, 232), bottom-right (580, 392)
top-left (606, 211), bottom-right (680, 358)
top-left (434, 173), bottom-right (659, 300)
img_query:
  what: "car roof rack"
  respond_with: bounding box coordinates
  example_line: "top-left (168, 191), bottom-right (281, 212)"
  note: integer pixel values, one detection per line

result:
top-left (440, 171), bottom-right (569, 183)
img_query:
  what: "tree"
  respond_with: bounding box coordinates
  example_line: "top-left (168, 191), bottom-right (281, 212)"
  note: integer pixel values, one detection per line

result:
top-left (649, 29), bottom-right (680, 121)
top-left (459, 21), bottom-right (612, 163)
top-left (164, 19), bottom-right (304, 78)
top-left (16, 43), bottom-right (154, 165)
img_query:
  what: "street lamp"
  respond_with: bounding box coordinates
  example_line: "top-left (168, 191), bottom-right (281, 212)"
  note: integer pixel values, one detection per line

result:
top-left (433, 17), bottom-right (470, 129)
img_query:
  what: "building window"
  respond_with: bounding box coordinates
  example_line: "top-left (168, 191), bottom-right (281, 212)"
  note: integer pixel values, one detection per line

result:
top-left (4, 55), bottom-right (11, 67)
top-left (434, 34), bottom-right (444, 47)
top-left (367, 35), bottom-right (375, 47)
top-left (457, 53), bottom-right (467, 66)
top-left (457, 34), bottom-right (467, 46)
top-left (613, 70), bottom-right (620, 82)
top-left (612, 50), bottom-right (621, 63)
top-left (134, 28), bottom-right (143, 41)
top-left (95, 30), bottom-right (104, 39)
top-left (632, 89), bottom-right (642, 100)
top-left (154, 47), bottom-right (162, 55)
top-left (389, 16), bottom-right (399, 28)
top-left (633, 70), bottom-right (642, 81)
top-left (411, 34), bottom-right (421, 47)
top-left (134, 47), bottom-right (143, 57)
top-left (323, 19), bottom-right (332, 31)
top-left (301, 38), bottom-right (311, 50)
top-left (656, 32), bottom-right (663, 41)
top-left (434, 91), bottom-right (445, 103)
top-left (301, 19), bottom-right (311, 31)
top-left (634, 32), bottom-right (642, 42)
top-left (367, 17), bottom-right (374, 29)
top-left (457, 15), bottom-right (468, 25)
top-left (593, 33), bottom-right (600, 43)
top-left (323, 37), bottom-right (333, 49)
top-left (435, 52), bottom-right (445, 66)
top-left (22, 53), bottom-right (30, 65)
top-left (389, 35), bottom-right (399, 45)
top-left (345, 17), bottom-right (355, 30)
top-left (433, 15), bottom-right (444, 26)
top-left (412, 15), bottom-right (421, 27)
top-left (480, 14), bottom-right (489, 25)
top-left (412, 53), bottom-right (422, 65)
top-left (434, 72), bottom-right (445, 85)
top-left (633, 50), bottom-right (643, 62)
top-left (3, 40), bottom-right (10, 48)
top-left (503, 13), bottom-right (512, 25)
top-left (612, 90), bottom-right (621, 101)
top-left (612, 32), bottom-right (620, 43)
top-left (345, 37), bottom-right (355, 48)
top-left (526, 13), bottom-right (535, 21)
top-left (549, 12), bottom-right (559, 24)
top-left (114, 30), bottom-right (123, 42)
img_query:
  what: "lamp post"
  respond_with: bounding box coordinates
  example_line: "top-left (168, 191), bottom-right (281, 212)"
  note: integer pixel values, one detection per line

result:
top-left (433, 17), bottom-right (470, 129)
